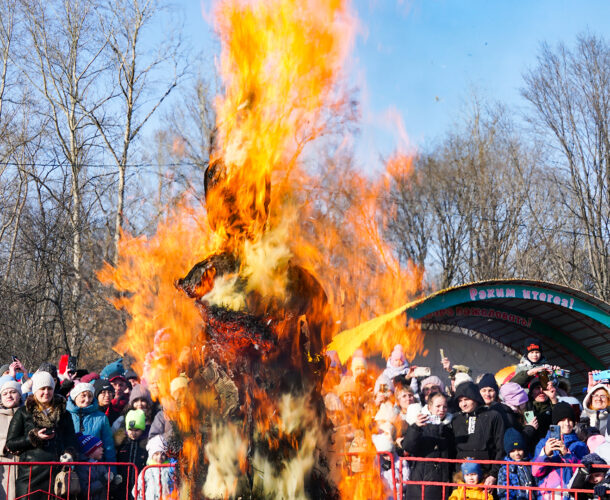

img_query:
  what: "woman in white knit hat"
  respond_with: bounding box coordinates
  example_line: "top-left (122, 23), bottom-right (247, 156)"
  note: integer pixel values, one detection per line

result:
top-left (0, 376), bottom-right (22, 500)
top-left (4, 370), bottom-right (78, 500)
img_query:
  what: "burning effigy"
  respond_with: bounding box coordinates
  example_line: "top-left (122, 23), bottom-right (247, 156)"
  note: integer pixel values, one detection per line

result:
top-left (99, 0), bottom-right (425, 498)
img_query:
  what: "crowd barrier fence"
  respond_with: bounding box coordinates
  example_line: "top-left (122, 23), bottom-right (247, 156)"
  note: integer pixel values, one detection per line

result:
top-left (2, 457), bottom-right (609, 499)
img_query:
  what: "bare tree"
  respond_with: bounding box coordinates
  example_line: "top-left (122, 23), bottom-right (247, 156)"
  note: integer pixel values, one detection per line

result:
top-left (85, 0), bottom-right (186, 264)
top-left (522, 34), bottom-right (610, 301)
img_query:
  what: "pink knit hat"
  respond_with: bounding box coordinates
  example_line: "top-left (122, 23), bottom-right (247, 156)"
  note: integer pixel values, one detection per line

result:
top-left (499, 382), bottom-right (529, 408)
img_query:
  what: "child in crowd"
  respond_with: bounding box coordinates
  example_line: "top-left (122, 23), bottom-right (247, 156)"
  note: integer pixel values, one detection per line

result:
top-left (497, 428), bottom-right (534, 500)
top-left (533, 402), bottom-right (589, 500)
top-left (568, 453), bottom-right (609, 500)
top-left (133, 435), bottom-right (176, 500)
top-left (77, 434), bottom-right (122, 500)
top-left (115, 409), bottom-right (149, 499)
top-left (449, 461), bottom-right (488, 500)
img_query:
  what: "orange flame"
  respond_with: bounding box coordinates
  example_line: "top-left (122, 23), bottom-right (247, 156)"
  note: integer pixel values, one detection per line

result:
top-left (99, 0), bottom-right (426, 497)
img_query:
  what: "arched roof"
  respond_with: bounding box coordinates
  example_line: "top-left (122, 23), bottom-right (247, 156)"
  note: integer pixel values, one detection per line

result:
top-left (405, 280), bottom-right (610, 391)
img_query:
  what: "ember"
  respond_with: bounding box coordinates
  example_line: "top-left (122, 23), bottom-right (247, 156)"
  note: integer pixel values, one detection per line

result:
top-left (98, 0), bottom-right (425, 497)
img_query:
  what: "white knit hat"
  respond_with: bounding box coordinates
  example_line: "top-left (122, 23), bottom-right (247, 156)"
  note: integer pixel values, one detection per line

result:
top-left (146, 435), bottom-right (167, 458)
top-left (454, 372), bottom-right (473, 389)
top-left (31, 370), bottom-right (56, 393)
top-left (0, 379), bottom-right (22, 396)
top-left (70, 382), bottom-right (94, 402)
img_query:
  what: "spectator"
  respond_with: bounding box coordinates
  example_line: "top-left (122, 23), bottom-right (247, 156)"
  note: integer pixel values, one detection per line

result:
top-left (526, 378), bottom-right (559, 444)
top-left (450, 382), bottom-right (505, 484)
top-left (401, 392), bottom-right (454, 500)
top-left (568, 453), bottom-right (608, 500)
top-left (582, 383), bottom-right (610, 435)
top-left (133, 435), bottom-right (176, 500)
top-left (513, 343), bottom-right (555, 388)
top-left (497, 428), bottom-right (535, 500)
top-left (499, 382), bottom-right (538, 453)
top-left (5, 371), bottom-right (78, 500)
top-left (115, 409), bottom-right (149, 499)
top-left (448, 461), bottom-right (488, 500)
top-left (94, 379), bottom-right (121, 425)
top-left (371, 420), bottom-right (404, 499)
top-left (66, 382), bottom-right (117, 467)
top-left (419, 376), bottom-right (445, 404)
top-left (124, 370), bottom-right (139, 389)
top-left (532, 402), bottom-right (588, 499)
top-left (1, 376), bottom-right (22, 500)
top-left (373, 374), bottom-right (393, 409)
top-left (394, 379), bottom-right (417, 426)
top-left (76, 434), bottom-right (121, 500)
top-left (112, 384), bottom-right (155, 434)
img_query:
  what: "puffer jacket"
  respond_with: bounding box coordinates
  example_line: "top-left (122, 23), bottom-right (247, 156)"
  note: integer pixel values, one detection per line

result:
top-left (582, 384), bottom-right (610, 435)
top-left (532, 430), bottom-right (588, 500)
top-left (66, 398), bottom-right (117, 464)
top-left (448, 482), bottom-right (489, 500)
top-left (497, 455), bottom-right (535, 500)
top-left (0, 406), bottom-right (19, 500)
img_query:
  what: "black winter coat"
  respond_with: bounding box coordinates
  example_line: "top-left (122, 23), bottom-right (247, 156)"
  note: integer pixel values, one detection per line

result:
top-left (402, 422), bottom-right (455, 500)
top-left (451, 405), bottom-right (505, 478)
top-left (5, 394), bottom-right (77, 500)
top-left (113, 429), bottom-right (148, 500)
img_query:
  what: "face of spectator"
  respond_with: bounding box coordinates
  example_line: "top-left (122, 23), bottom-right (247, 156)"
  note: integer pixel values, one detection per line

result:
top-left (527, 350), bottom-right (541, 363)
top-left (429, 395), bottom-right (448, 419)
top-left (133, 398), bottom-right (149, 411)
top-left (479, 387), bottom-right (497, 405)
top-left (458, 396), bottom-right (477, 413)
top-left (151, 451), bottom-right (166, 464)
top-left (353, 365), bottom-right (366, 378)
top-left (350, 454), bottom-right (365, 474)
top-left (127, 428), bottom-right (143, 440)
top-left (111, 379), bottom-right (129, 399)
top-left (396, 388), bottom-right (414, 411)
top-left (90, 447), bottom-right (104, 461)
top-left (340, 391), bottom-right (356, 409)
top-left (97, 389), bottom-right (113, 407)
top-left (74, 391), bottom-right (93, 408)
top-left (128, 378), bottom-right (138, 389)
top-left (558, 417), bottom-right (574, 435)
top-left (35, 386), bottom-right (54, 406)
top-left (464, 473), bottom-right (479, 485)
top-left (509, 449), bottom-right (525, 461)
top-left (591, 388), bottom-right (609, 411)
top-left (530, 385), bottom-right (547, 403)
top-left (590, 472), bottom-right (605, 485)
top-left (1, 388), bottom-right (20, 408)
top-left (421, 384), bottom-right (441, 402)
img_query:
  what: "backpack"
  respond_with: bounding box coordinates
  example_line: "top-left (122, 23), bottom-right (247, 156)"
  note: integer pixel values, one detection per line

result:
top-left (54, 465), bottom-right (81, 498)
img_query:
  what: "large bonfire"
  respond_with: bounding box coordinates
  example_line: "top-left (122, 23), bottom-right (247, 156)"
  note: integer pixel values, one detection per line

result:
top-left (99, 0), bottom-right (425, 498)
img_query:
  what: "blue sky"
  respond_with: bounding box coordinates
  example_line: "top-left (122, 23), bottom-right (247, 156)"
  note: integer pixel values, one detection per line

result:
top-left (182, 0), bottom-right (610, 170)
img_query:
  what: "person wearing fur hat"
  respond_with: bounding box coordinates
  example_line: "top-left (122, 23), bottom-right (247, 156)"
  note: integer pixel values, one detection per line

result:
top-left (450, 382), bottom-right (505, 484)
top-left (401, 392), bottom-right (455, 500)
top-left (1, 376), bottom-right (22, 500)
top-left (66, 382), bottom-right (117, 468)
top-left (4, 371), bottom-right (78, 500)
top-left (497, 428), bottom-right (535, 500)
top-left (582, 383), bottom-right (610, 436)
top-left (532, 402), bottom-right (588, 499)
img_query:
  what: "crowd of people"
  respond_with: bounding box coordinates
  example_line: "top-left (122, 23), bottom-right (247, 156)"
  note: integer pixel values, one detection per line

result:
top-left (0, 356), bottom-right (181, 500)
top-left (324, 342), bottom-right (610, 499)
top-left (1, 342), bottom-right (610, 500)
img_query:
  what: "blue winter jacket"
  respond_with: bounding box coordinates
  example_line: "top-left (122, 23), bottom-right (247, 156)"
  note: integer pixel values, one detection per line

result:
top-left (497, 454), bottom-right (535, 500)
top-left (67, 398), bottom-right (117, 466)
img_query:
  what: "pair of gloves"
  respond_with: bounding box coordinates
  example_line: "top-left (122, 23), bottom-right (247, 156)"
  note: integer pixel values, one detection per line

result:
top-left (104, 472), bottom-right (123, 485)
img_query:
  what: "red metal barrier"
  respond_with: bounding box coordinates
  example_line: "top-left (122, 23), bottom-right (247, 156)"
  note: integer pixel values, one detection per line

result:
top-left (0, 461), bottom-right (137, 500)
top-left (396, 456), bottom-right (610, 500)
top-left (137, 463), bottom-right (177, 500)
